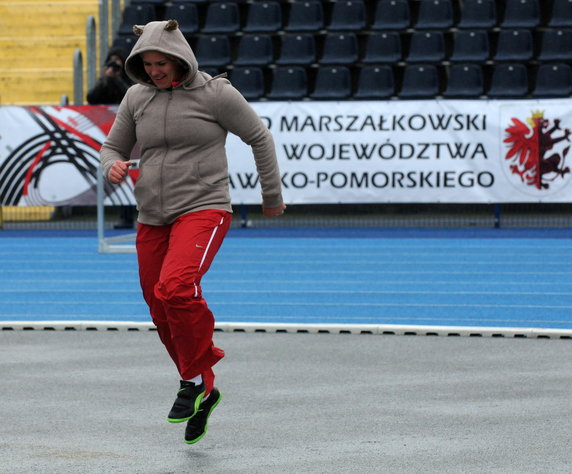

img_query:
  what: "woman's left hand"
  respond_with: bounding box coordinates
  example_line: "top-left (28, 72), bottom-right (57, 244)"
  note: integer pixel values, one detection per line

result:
top-left (262, 203), bottom-right (287, 218)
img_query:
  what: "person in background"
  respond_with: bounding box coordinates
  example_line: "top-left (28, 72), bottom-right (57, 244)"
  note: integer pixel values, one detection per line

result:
top-left (99, 20), bottom-right (286, 445)
top-left (87, 47), bottom-right (131, 105)
top-left (88, 47), bottom-right (136, 229)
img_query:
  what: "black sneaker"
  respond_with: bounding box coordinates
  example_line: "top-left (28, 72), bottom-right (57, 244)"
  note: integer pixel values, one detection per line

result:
top-left (167, 380), bottom-right (206, 423)
top-left (185, 387), bottom-right (222, 444)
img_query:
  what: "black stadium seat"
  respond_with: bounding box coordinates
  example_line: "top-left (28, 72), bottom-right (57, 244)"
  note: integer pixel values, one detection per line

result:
top-left (549, 0), bottom-right (572, 27)
top-left (532, 63), bottom-right (572, 97)
top-left (538, 29), bottom-right (572, 62)
top-left (501, 0), bottom-right (540, 28)
top-left (362, 32), bottom-right (402, 64)
top-left (276, 34), bottom-right (317, 66)
top-left (399, 64), bottom-right (440, 98)
top-left (327, 0), bottom-right (367, 31)
top-left (457, 0), bottom-right (497, 29)
top-left (201, 2), bottom-right (240, 34)
top-left (164, 4), bottom-right (199, 35)
top-left (118, 4), bottom-right (155, 36)
top-left (230, 67), bottom-right (265, 100)
top-left (242, 1), bottom-right (282, 33)
top-left (284, 1), bottom-right (324, 32)
top-left (371, 0), bottom-right (411, 31)
top-left (406, 31), bottom-right (446, 63)
top-left (267, 67), bottom-right (308, 100)
top-left (449, 30), bottom-right (490, 63)
top-left (487, 63), bottom-right (529, 98)
top-left (319, 33), bottom-right (359, 65)
top-left (415, 0), bottom-right (454, 30)
top-left (310, 66), bottom-right (352, 99)
top-left (194, 35), bottom-right (231, 67)
top-left (354, 65), bottom-right (395, 99)
top-left (443, 64), bottom-right (485, 98)
top-left (233, 35), bottom-right (274, 67)
top-left (493, 29), bottom-right (534, 62)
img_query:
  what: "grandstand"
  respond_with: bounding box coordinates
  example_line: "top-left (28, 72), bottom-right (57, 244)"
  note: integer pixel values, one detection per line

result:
top-left (1, 0), bottom-right (572, 230)
top-left (107, 0), bottom-right (572, 101)
top-left (0, 0), bottom-right (100, 105)
top-left (2, 0), bottom-right (570, 105)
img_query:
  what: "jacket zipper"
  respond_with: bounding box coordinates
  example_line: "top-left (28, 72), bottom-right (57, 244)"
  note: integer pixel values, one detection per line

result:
top-left (160, 90), bottom-right (173, 218)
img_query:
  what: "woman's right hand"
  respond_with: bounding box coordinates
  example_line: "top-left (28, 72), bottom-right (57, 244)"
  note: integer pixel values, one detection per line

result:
top-left (108, 160), bottom-right (132, 184)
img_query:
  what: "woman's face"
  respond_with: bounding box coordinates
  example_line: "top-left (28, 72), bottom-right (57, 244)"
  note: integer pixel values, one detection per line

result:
top-left (141, 51), bottom-right (182, 89)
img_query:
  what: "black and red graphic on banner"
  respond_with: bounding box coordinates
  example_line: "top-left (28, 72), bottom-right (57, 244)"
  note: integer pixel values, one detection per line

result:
top-left (0, 105), bottom-right (136, 207)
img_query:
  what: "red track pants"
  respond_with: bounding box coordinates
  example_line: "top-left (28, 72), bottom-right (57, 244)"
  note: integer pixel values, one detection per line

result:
top-left (136, 209), bottom-right (232, 395)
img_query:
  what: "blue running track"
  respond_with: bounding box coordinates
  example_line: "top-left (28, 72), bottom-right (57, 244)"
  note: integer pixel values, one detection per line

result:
top-left (1, 228), bottom-right (572, 335)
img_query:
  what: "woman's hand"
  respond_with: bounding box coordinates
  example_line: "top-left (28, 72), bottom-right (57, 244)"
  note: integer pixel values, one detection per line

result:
top-left (108, 160), bottom-right (132, 184)
top-left (262, 203), bottom-right (287, 218)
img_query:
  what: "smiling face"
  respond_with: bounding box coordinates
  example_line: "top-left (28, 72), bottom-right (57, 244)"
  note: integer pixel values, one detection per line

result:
top-left (141, 51), bottom-right (183, 89)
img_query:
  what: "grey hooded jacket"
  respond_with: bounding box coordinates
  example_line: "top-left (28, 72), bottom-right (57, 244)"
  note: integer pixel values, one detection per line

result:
top-left (100, 20), bottom-right (283, 225)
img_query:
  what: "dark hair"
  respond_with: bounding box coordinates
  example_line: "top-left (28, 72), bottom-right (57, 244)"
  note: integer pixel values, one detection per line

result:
top-left (105, 47), bottom-right (132, 83)
top-left (105, 47), bottom-right (128, 65)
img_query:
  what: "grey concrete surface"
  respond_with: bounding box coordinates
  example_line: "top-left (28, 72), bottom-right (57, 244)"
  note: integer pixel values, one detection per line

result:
top-left (0, 331), bottom-right (570, 474)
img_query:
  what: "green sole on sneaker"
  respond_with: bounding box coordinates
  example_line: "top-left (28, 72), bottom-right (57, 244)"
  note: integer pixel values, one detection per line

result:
top-left (185, 390), bottom-right (222, 444)
top-left (167, 391), bottom-right (205, 423)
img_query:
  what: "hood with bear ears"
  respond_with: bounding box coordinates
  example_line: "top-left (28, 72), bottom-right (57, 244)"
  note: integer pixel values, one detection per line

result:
top-left (124, 20), bottom-right (198, 87)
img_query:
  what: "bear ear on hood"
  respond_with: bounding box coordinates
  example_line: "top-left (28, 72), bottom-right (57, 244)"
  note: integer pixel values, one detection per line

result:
top-left (133, 25), bottom-right (145, 36)
top-left (164, 19), bottom-right (179, 31)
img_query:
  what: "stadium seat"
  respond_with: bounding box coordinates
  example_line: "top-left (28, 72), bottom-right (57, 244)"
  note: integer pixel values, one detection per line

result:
top-left (353, 65), bottom-right (395, 99)
top-left (284, 1), bottom-right (325, 32)
top-left (118, 4), bottom-right (155, 36)
top-left (164, 4), bottom-right (199, 35)
top-left (201, 67), bottom-right (221, 77)
top-left (233, 35), bottom-right (274, 67)
top-left (267, 66), bottom-right (308, 100)
top-left (194, 35), bottom-right (231, 67)
top-left (457, 0), bottom-right (497, 29)
top-left (319, 33), bottom-right (359, 65)
top-left (129, 0), bottom-right (164, 5)
top-left (532, 63), bottom-right (572, 97)
top-left (399, 64), bottom-right (440, 98)
top-left (328, 0), bottom-right (367, 31)
top-left (501, 0), bottom-right (540, 28)
top-left (361, 32), bottom-right (402, 64)
top-left (275, 34), bottom-right (316, 65)
top-left (493, 29), bottom-right (534, 62)
top-left (371, 0), bottom-right (411, 31)
top-left (112, 36), bottom-right (137, 54)
top-left (230, 67), bottom-right (265, 100)
top-left (310, 66), bottom-right (352, 100)
top-left (201, 2), bottom-right (240, 34)
top-left (443, 64), bottom-right (484, 98)
top-left (406, 31), bottom-right (446, 63)
top-left (487, 63), bottom-right (529, 97)
top-left (548, 0), bottom-right (572, 27)
top-left (538, 29), bottom-right (572, 62)
top-left (415, 0), bottom-right (454, 30)
top-left (243, 1), bottom-right (282, 33)
top-left (449, 30), bottom-right (490, 63)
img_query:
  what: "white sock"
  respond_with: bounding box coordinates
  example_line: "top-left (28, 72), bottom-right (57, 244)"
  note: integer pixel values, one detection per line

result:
top-left (185, 375), bottom-right (203, 385)
top-left (203, 393), bottom-right (210, 401)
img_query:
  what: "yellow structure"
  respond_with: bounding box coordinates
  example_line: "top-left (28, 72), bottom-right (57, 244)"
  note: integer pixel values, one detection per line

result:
top-left (2, 206), bottom-right (55, 221)
top-left (0, 0), bottom-right (100, 105)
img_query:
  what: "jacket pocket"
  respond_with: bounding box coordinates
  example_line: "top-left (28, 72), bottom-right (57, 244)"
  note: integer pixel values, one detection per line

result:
top-left (133, 163), bottom-right (162, 216)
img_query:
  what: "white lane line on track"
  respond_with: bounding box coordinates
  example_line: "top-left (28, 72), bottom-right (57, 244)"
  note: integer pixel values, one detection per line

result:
top-left (1, 288), bottom-right (572, 297)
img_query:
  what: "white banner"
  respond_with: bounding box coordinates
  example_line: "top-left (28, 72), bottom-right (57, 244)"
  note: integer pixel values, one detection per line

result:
top-left (1, 100), bottom-right (571, 206)
top-left (227, 99), bottom-right (572, 204)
